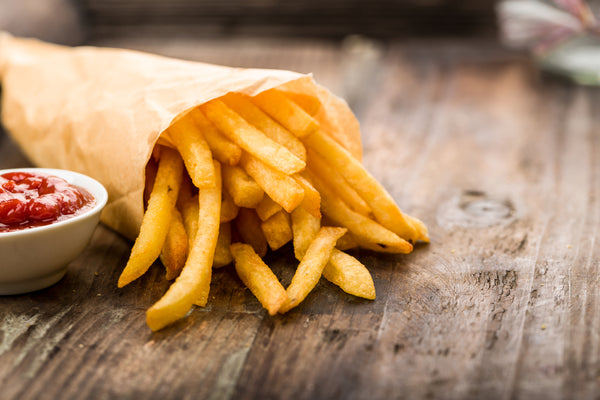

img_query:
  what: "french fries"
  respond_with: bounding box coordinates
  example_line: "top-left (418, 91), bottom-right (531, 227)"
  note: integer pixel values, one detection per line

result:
top-left (201, 99), bottom-right (305, 175)
top-left (291, 206), bottom-right (375, 299)
top-left (303, 129), bottom-right (429, 243)
top-left (261, 210), bottom-right (293, 251)
top-left (119, 87), bottom-right (428, 331)
top-left (145, 160), bottom-right (221, 331)
top-left (220, 190), bottom-right (239, 223)
top-left (160, 208), bottom-right (188, 280)
top-left (222, 163), bottom-right (264, 208)
top-left (118, 146), bottom-right (183, 288)
top-left (279, 226), bottom-right (347, 312)
top-left (167, 111), bottom-right (215, 188)
top-left (239, 152), bottom-right (304, 213)
top-left (213, 222), bottom-right (233, 268)
top-left (252, 89), bottom-right (319, 138)
top-left (222, 92), bottom-right (307, 162)
top-left (188, 108), bottom-right (242, 166)
top-left (306, 148), bottom-right (370, 216)
top-left (230, 243), bottom-right (288, 315)
top-left (256, 195), bottom-right (283, 221)
top-left (307, 169), bottom-right (413, 252)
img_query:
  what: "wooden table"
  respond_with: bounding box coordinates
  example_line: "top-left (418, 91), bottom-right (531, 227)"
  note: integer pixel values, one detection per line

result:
top-left (2, 37), bottom-right (599, 400)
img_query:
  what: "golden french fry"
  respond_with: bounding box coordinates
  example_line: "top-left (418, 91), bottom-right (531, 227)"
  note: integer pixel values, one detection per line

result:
top-left (167, 112), bottom-right (216, 188)
top-left (230, 243), bottom-right (288, 315)
top-left (303, 129), bottom-right (423, 243)
top-left (189, 107), bottom-right (242, 166)
top-left (220, 189), bottom-right (239, 223)
top-left (146, 160), bottom-right (222, 331)
top-left (406, 214), bottom-right (429, 243)
top-left (291, 207), bottom-right (375, 299)
top-left (222, 163), bottom-right (264, 208)
top-left (201, 99), bottom-right (305, 174)
top-left (256, 195), bottom-right (283, 222)
top-left (335, 231), bottom-right (359, 251)
top-left (235, 207), bottom-right (268, 258)
top-left (239, 152), bottom-right (304, 213)
top-left (280, 91), bottom-right (322, 116)
top-left (213, 222), bottom-right (233, 268)
top-left (307, 169), bottom-right (413, 252)
top-left (323, 250), bottom-right (375, 300)
top-left (291, 206), bottom-right (320, 261)
top-left (306, 148), bottom-right (371, 216)
top-left (222, 92), bottom-right (307, 161)
top-left (293, 174), bottom-right (321, 219)
top-left (180, 193), bottom-right (199, 247)
top-left (279, 226), bottom-right (347, 313)
top-left (261, 210), bottom-right (293, 251)
top-left (160, 208), bottom-right (188, 280)
top-left (176, 172), bottom-right (196, 208)
top-left (118, 147), bottom-right (183, 288)
top-left (252, 89), bottom-right (319, 138)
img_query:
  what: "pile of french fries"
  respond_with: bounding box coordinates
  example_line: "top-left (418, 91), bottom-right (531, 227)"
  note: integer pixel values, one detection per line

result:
top-left (117, 88), bottom-right (429, 331)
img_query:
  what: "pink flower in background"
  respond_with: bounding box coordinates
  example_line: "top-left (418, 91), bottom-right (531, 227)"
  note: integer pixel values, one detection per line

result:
top-left (497, 0), bottom-right (599, 55)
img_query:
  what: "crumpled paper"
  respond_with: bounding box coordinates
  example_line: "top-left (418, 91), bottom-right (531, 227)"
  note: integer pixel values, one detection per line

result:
top-left (0, 32), bottom-right (361, 240)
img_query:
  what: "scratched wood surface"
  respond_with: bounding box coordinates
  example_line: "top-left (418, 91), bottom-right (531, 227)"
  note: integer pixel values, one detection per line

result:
top-left (2, 37), bottom-right (600, 400)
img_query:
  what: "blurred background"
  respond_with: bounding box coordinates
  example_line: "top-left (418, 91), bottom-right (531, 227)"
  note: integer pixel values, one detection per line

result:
top-left (0, 0), bottom-right (498, 45)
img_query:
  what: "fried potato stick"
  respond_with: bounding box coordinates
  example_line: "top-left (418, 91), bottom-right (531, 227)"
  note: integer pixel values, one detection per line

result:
top-left (222, 163), bottom-right (264, 208)
top-left (306, 147), bottom-right (371, 216)
top-left (220, 189), bottom-right (239, 223)
top-left (180, 193), bottom-right (199, 247)
top-left (146, 160), bottom-right (222, 331)
top-left (189, 108), bottom-right (242, 166)
top-left (325, 250), bottom-right (375, 300)
top-left (201, 99), bottom-right (305, 174)
top-left (279, 226), bottom-right (347, 312)
top-left (293, 174), bottom-right (321, 219)
top-left (231, 243), bottom-right (288, 315)
top-left (291, 207), bottom-right (375, 299)
top-left (160, 208), bottom-right (188, 280)
top-left (223, 92), bottom-right (307, 162)
top-left (213, 222), bottom-right (233, 268)
top-left (306, 170), bottom-right (413, 252)
top-left (167, 113), bottom-right (215, 188)
top-left (118, 147), bottom-right (183, 287)
top-left (239, 152), bottom-right (304, 213)
top-left (252, 89), bottom-right (319, 138)
top-left (291, 206), bottom-right (320, 261)
top-left (261, 210), bottom-right (293, 251)
top-left (303, 129), bottom-right (428, 243)
top-left (255, 195), bottom-right (283, 222)
top-left (280, 91), bottom-right (322, 116)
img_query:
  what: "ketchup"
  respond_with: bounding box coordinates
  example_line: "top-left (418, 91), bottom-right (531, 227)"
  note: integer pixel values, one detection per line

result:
top-left (0, 171), bottom-right (95, 232)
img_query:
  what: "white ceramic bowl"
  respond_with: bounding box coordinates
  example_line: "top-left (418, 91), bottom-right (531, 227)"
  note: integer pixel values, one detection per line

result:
top-left (0, 168), bottom-right (108, 295)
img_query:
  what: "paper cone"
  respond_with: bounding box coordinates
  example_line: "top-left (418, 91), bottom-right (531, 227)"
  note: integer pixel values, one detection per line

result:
top-left (0, 32), bottom-right (361, 240)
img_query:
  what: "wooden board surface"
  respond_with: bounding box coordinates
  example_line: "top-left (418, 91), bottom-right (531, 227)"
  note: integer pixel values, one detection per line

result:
top-left (2, 37), bottom-right (600, 400)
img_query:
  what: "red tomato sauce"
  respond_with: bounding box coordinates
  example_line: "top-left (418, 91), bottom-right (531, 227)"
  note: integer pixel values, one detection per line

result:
top-left (0, 171), bottom-right (95, 232)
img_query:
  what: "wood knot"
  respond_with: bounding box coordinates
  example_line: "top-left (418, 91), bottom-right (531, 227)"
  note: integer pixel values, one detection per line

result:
top-left (437, 190), bottom-right (516, 229)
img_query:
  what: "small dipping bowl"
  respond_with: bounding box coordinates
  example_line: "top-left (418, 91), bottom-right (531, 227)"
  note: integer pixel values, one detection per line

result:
top-left (0, 168), bottom-right (108, 295)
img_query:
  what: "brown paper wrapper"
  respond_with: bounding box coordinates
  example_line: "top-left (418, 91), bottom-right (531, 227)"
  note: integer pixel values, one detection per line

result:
top-left (0, 32), bottom-right (362, 241)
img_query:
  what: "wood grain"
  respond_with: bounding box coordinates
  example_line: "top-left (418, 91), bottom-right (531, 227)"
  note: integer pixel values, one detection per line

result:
top-left (2, 37), bottom-right (600, 399)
